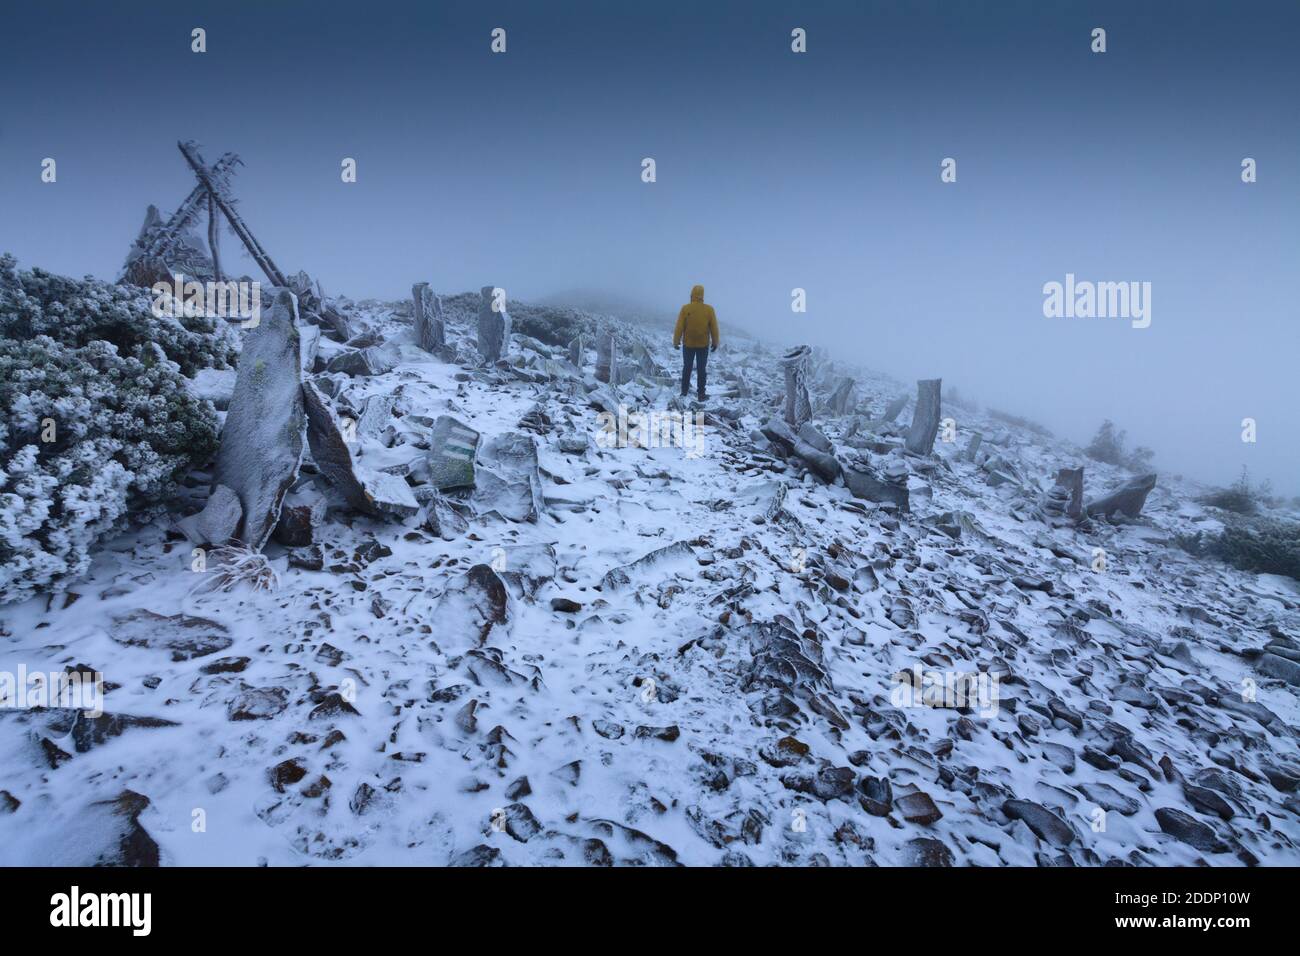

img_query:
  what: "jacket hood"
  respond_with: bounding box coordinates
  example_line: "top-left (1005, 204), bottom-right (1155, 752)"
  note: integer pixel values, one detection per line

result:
top-left (690, 284), bottom-right (704, 303)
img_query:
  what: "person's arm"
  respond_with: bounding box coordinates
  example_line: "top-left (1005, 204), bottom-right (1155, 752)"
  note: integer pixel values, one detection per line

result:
top-left (709, 310), bottom-right (719, 350)
top-left (673, 310), bottom-right (685, 348)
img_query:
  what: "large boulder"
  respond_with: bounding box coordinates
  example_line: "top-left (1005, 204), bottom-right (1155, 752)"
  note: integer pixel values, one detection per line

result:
top-left (412, 282), bottom-right (447, 353)
top-left (1086, 473), bottom-right (1156, 519)
top-left (904, 378), bottom-right (942, 456)
top-left (595, 329), bottom-right (618, 384)
top-left (476, 286), bottom-right (511, 364)
top-left (472, 432), bottom-right (544, 522)
top-left (212, 288), bottom-right (306, 550)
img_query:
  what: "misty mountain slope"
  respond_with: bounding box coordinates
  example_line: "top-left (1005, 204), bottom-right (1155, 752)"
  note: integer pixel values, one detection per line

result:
top-left (0, 293), bottom-right (1296, 867)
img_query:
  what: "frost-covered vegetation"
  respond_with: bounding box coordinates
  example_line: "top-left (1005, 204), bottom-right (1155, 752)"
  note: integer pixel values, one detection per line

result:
top-left (1084, 418), bottom-right (1154, 472)
top-left (1180, 513), bottom-right (1300, 582)
top-left (1198, 466), bottom-right (1270, 516)
top-left (0, 256), bottom-right (228, 603)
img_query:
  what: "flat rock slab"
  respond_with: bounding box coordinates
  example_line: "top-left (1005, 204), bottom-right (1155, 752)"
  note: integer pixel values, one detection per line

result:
top-left (895, 790), bottom-right (943, 825)
top-left (213, 288), bottom-right (305, 550)
top-left (111, 610), bottom-right (233, 661)
top-left (1155, 807), bottom-right (1230, 853)
top-left (1256, 652), bottom-right (1300, 686)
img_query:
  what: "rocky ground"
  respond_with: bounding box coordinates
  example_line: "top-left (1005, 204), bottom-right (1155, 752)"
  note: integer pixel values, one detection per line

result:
top-left (1, 288), bottom-right (1297, 867)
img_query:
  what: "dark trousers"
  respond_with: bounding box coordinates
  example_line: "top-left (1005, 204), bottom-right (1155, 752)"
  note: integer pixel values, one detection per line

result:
top-left (681, 346), bottom-right (709, 397)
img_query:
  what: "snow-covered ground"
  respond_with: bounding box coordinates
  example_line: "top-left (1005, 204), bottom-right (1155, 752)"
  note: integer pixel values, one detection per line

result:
top-left (1, 297), bottom-right (1297, 867)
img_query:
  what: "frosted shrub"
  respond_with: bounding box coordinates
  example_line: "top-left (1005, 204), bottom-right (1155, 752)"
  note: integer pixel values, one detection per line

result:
top-left (0, 254), bottom-right (238, 375)
top-left (1178, 515), bottom-right (1300, 582)
top-left (0, 258), bottom-right (227, 603)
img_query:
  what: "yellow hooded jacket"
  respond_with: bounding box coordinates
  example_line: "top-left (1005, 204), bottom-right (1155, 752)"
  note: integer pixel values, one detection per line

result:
top-left (673, 285), bottom-right (719, 349)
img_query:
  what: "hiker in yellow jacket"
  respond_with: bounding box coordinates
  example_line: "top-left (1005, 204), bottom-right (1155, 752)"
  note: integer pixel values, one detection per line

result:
top-left (673, 284), bottom-right (719, 400)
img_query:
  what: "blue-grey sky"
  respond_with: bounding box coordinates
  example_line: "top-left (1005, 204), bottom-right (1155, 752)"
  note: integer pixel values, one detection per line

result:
top-left (1, 0), bottom-right (1297, 494)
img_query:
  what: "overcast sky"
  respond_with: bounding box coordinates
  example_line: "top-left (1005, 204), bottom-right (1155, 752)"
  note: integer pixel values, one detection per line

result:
top-left (1, 0), bottom-right (1296, 494)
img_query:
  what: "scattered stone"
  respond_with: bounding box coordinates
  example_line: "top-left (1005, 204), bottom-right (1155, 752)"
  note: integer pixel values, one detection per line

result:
top-left (858, 776), bottom-right (892, 816)
top-left (326, 344), bottom-right (397, 377)
top-left (452, 845), bottom-right (505, 867)
top-left (272, 486), bottom-right (326, 547)
top-left (111, 610), bottom-right (232, 661)
top-left (269, 758), bottom-right (308, 793)
top-left (227, 686), bottom-right (289, 721)
top-left (1078, 782), bottom-right (1141, 816)
top-left (1003, 799), bottom-right (1075, 847)
top-left (72, 791), bottom-right (160, 867)
top-left (903, 836), bottom-right (953, 867)
top-left (309, 692), bottom-right (360, 721)
top-left (1155, 807), bottom-right (1229, 853)
top-left (287, 544), bottom-right (324, 571)
top-left (782, 766), bottom-right (856, 801)
top-left (200, 656), bottom-right (249, 675)
top-left (895, 790), bottom-right (943, 825)
top-left (634, 725), bottom-right (680, 742)
top-left (495, 803), bottom-right (541, 842)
